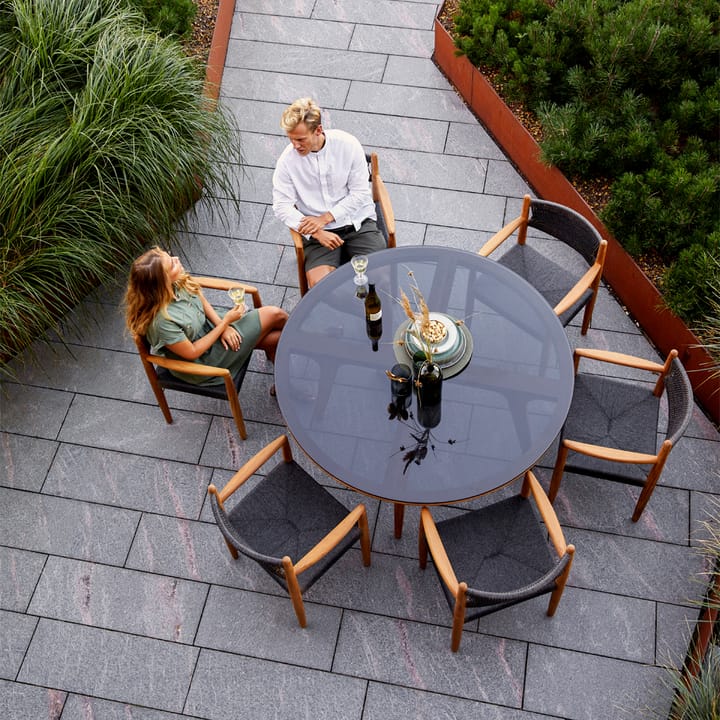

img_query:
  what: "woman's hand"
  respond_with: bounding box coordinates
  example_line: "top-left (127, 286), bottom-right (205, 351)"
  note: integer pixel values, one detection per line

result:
top-left (221, 326), bottom-right (243, 351)
top-left (220, 304), bottom-right (245, 351)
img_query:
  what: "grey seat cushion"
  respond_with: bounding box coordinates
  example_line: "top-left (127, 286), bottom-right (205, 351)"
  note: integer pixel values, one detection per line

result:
top-left (214, 461), bottom-right (360, 591)
top-left (433, 495), bottom-right (567, 620)
top-left (498, 244), bottom-right (592, 326)
top-left (562, 374), bottom-right (661, 484)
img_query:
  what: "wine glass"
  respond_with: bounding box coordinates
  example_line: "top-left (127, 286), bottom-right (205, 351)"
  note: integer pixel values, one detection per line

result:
top-left (227, 286), bottom-right (246, 307)
top-left (350, 254), bottom-right (368, 285)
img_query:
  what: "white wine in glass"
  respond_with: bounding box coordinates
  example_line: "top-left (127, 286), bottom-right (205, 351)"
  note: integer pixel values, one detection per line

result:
top-left (227, 287), bottom-right (246, 306)
top-left (350, 254), bottom-right (369, 285)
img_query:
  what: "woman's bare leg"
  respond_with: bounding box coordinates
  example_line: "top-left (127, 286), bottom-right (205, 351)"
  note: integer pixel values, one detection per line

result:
top-left (255, 306), bottom-right (288, 363)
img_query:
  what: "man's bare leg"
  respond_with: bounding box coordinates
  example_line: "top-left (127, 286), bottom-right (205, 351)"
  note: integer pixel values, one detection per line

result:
top-left (307, 264), bottom-right (334, 288)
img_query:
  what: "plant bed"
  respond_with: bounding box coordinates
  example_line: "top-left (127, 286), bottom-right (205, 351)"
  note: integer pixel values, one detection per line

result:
top-left (433, 5), bottom-right (719, 424)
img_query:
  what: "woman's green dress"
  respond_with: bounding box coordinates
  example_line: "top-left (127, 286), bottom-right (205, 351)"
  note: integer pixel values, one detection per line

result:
top-left (146, 289), bottom-right (261, 386)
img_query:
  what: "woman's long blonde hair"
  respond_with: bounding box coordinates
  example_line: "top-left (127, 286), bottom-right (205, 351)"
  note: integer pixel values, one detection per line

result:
top-left (125, 247), bottom-right (199, 336)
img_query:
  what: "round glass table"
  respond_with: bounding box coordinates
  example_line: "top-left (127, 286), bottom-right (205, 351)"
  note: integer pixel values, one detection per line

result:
top-left (275, 246), bottom-right (574, 536)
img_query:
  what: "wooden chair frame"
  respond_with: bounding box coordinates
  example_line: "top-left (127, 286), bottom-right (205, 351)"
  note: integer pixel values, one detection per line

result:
top-left (208, 434), bottom-right (371, 627)
top-left (549, 348), bottom-right (690, 521)
top-left (479, 194), bottom-right (607, 334)
top-left (133, 276), bottom-right (263, 440)
top-left (419, 471), bottom-right (574, 652)
top-left (290, 152), bottom-right (396, 296)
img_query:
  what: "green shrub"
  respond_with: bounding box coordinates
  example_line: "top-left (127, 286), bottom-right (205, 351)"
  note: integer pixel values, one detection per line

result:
top-left (663, 240), bottom-right (720, 323)
top-left (125, 0), bottom-right (196, 39)
top-left (0, 0), bottom-right (240, 367)
top-left (600, 142), bottom-right (720, 259)
top-left (452, 0), bottom-right (720, 325)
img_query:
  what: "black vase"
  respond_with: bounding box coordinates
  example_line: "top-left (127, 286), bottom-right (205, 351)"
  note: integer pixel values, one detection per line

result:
top-left (416, 359), bottom-right (442, 428)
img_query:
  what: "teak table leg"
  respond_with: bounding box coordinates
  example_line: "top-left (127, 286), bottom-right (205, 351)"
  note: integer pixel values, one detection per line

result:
top-left (394, 503), bottom-right (405, 538)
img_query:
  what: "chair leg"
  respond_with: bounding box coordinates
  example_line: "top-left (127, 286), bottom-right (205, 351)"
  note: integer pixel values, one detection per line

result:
top-left (632, 442), bottom-right (671, 521)
top-left (142, 365), bottom-right (173, 424)
top-left (547, 545), bottom-right (574, 616)
top-left (393, 503), bottom-right (405, 538)
top-left (580, 292), bottom-right (598, 335)
top-left (549, 444), bottom-right (569, 502)
top-left (358, 506), bottom-right (371, 567)
top-left (418, 522), bottom-right (428, 569)
top-left (283, 558), bottom-right (307, 628)
top-left (450, 584), bottom-right (468, 652)
top-left (223, 375), bottom-right (247, 440)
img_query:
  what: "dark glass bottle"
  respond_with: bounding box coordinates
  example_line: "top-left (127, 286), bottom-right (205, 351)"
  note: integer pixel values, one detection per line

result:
top-left (365, 283), bottom-right (382, 351)
top-left (416, 359), bottom-right (442, 428)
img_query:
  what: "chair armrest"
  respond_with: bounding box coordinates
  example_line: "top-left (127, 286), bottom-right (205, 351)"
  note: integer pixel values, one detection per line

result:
top-left (290, 229), bottom-right (309, 296)
top-left (574, 348), bottom-right (668, 374)
top-left (563, 438), bottom-right (659, 464)
top-left (524, 472), bottom-right (569, 558)
top-left (419, 507), bottom-right (460, 593)
top-left (294, 503), bottom-right (367, 575)
top-left (147, 353), bottom-right (231, 378)
top-left (216, 434), bottom-right (290, 502)
top-left (552, 263), bottom-right (603, 316)
top-left (374, 174), bottom-right (396, 247)
top-left (192, 276), bottom-right (263, 308)
top-left (478, 217), bottom-right (524, 257)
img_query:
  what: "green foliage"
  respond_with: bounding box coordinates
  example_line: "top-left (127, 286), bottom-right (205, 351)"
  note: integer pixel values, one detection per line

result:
top-left (453, 0), bottom-right (720, 324)
top-left (124, 0), bottom-right (196, 39)
top-left (600, 141), bottom-right (720, 258)
top-left (0, 0), bottom-right (241, 367)
top-left (663, 241), bottom-right (720, 326)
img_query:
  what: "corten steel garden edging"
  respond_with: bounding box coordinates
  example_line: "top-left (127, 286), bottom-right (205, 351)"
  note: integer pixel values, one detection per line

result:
top-left (434, 11), bottom-right (719, 424)
top-left (203, 0), bottom-right (236, 101)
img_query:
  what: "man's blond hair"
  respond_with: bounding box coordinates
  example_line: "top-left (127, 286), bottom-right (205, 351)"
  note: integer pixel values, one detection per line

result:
top-left (280, 97), bottom-right (322, 133)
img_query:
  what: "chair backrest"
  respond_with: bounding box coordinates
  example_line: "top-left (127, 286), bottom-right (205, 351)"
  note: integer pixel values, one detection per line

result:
top-left (664, 355), bottom-right (694, 444)
top-left (529, 199), bottom-right (603, 266)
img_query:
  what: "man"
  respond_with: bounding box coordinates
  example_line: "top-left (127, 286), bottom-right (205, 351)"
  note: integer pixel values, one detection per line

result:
top-left (272, 97), bottom-right (386, 289)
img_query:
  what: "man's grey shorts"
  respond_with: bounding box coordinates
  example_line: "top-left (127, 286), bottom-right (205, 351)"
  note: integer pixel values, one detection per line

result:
top-left (303, 218), bottom-right (386, 271)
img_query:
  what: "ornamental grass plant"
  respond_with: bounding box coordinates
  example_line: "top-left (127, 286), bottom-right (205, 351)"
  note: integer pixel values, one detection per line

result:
top-left (0, 0), bottom-right (241, 372)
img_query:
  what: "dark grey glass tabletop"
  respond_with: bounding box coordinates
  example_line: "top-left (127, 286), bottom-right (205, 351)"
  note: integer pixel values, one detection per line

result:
top-left (275, 246), bottom-right (574, 513)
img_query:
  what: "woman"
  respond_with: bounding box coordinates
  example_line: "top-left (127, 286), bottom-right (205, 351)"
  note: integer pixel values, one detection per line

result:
top-left (125, 248), bottom-right (287, 391)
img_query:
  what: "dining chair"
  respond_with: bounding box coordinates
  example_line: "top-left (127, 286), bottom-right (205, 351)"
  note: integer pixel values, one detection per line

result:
top-left (419, 470), bottom-right (575, 652)
top-left (479, 194), bottom-right (607, 334)
top-left (207, 434), bottom-right (371, 628)
top-left (290, 151), bottom-right (396, 296)
top-left (549, 347), bottom-right (694, 521)
top-left (133, 276), bottom-right (263, 440)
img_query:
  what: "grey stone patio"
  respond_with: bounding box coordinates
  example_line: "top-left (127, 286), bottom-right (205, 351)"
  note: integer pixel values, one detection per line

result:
top-left (2, 1), bottom-right (719, 718)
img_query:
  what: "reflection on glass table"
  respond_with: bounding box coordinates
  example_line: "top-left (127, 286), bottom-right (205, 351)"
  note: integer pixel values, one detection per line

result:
top-left (275, 246), bottom-right (574, 537)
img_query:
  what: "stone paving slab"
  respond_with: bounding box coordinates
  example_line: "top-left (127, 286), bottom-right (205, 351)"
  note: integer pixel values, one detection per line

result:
top-left (0, 432), bottom-right (57, 491)
top-left (28, 556), bottom-right (208, 642)
top-left (0, 679), bottom-right (66, 720)
top-left (0, 487), bottom-right (138, 564)
top-left (363, 683), bottom-right (554, 720)
top-left (44, 444), bottom-right (212, 517)
top-left (334, 610), bottom-right (526, 705)
top-left (524, 644), bottom-right (673, 720)
top-left (57, 395), bottom-right (211, 464)
top-left (195, 584), bottom-right (343, 669)
top-left (0, 546), bottom-right (47, 612)
top-left (0, 610), bottom-right (37, 680)
top-left (185, 648), bottom-right (367, 720)
top-left (17, 620), bottom-right (198, 713)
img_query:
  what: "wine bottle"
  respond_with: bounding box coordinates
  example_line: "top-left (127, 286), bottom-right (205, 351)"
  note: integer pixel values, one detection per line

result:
top-left (365, 282), bottom-right (382, 351)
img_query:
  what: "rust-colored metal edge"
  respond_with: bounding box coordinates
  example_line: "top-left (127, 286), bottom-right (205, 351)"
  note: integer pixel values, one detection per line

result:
top-left (433, 13), bottom-right (719, 423)
top-left (203, 0), bottom-right (236, 101)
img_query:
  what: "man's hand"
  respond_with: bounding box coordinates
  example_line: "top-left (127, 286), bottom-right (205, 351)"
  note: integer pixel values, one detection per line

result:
top-left (298, 212), bottom-right (333, 236)
top-left (313, 228), bottom-right (344, 249)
